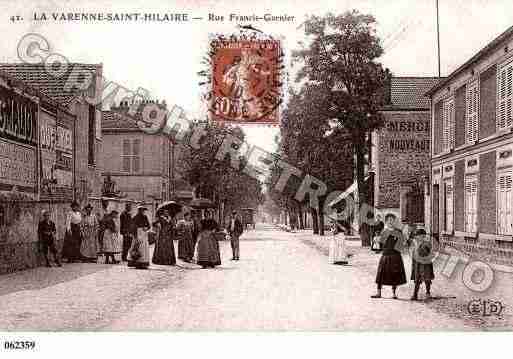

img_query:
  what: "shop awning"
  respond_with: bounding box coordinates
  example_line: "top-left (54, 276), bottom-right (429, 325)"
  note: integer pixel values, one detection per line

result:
top-left (328, 176), bottom-right (370, 208)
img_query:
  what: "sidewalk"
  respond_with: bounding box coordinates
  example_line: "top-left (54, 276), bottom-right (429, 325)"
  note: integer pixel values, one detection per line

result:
top-left (294, 229), bottom-right (513, 330)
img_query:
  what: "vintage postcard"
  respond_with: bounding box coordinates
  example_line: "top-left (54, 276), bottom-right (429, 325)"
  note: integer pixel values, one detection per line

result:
top-left (0, 0), bottom-right (511, 357)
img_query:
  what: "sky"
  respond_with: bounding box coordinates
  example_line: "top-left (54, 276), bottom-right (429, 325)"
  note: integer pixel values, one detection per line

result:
top-left (1, 0), bottom-right (512, 154)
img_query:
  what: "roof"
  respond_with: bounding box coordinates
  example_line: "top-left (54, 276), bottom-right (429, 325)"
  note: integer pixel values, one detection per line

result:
top-left (102, 110), bottom-right (139, 130)
top-left (0, 63), bottom-right (101, 105)
top-left (426, 25), bottom-right (513, 97)
top-left (386, 77), bottom-right (442, 110)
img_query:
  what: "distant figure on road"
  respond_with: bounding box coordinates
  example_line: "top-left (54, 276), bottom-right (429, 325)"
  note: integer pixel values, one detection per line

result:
top-left (120, 203), bottom-right (135, 262)
top-left (177, 212), bottom-right (195, 263)
top-left (128, 206), bottom-right (151, 269)
top-left (152, 210), bottom-right (176, 266)
top-left (409, 228), bottom-right (435, 301)
top-left (371, 213), bottom-right (407, 299)
top-left (371, 214), bottom-right (384, 252)
top-left (196, 216), bottom-right (221, 269)
top-left (38, 210), bottom-right (62, 267)
top-left (228, 211), bottom-right (243, 261)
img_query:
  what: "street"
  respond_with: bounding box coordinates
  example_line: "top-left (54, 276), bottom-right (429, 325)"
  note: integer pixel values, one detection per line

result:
top-left (0, 224), bottom-right (502, 331)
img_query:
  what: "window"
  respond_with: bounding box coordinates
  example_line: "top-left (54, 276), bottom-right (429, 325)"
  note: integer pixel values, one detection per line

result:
top-left (465, 175), bottom-right (478, 233)
top-left (442, 98), bottom-right (455, 151)
top-left (88, 105), bottom-right (96, 165)
top-left (497, 171), bottom-right (513, 235)
top-left (466, 80), bottom-right (479, 143)
top-left (444, 178), bottom-right (454, 232)
top-left (121, 139), bottom-right (141, 173)
top-left (497, 59), bottom-right (513, 130)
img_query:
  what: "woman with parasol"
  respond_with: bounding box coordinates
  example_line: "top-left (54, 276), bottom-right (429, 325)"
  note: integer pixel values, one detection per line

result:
top-left (152, 209), bottom-right (176, 266)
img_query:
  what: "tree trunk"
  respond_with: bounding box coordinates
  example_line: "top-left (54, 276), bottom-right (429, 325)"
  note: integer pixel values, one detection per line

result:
top-left (318, 197), bottom-right (325, 236)
top-left (355, 137), bottom-right (371, 247)
top-left (311, 207), bottom-right (319, 234)
top-left (298, 205), bottom-right (304, 230)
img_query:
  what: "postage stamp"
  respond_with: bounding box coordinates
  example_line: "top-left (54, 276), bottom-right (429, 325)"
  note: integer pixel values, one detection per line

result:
top-left (208, 36), bottom-right (283, 124)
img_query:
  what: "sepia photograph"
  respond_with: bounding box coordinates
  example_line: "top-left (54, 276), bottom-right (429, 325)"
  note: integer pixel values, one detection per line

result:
top-left (0, 0), bottom-right (511, 357)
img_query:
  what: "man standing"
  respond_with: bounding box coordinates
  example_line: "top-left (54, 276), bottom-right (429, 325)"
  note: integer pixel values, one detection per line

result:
top-left (38, 210), bottom-right (62, 267)
top-left (120, 202), bottom-right (134, 262)
top-left (228, 211), bottom-right (243, 261)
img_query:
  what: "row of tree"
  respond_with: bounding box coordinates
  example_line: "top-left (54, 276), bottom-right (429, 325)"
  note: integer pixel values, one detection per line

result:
top-left (179, 120), bottom-right (265, 224)
top-left (266, 11), bottom-right (390, 245)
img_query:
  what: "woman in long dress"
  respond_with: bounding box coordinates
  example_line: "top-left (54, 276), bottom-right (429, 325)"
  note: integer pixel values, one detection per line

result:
top-left (152, 210), bottom-right (176, 265)
top-left (62, 201), bottom-right (83, 263)
top-left (102, 210), bottom-right (122, 264)
top-left (177, 212), bottom-right (195, 262)
top-left (329, 221), bottom-right (349, 265)
top-left (371, 213), bottom-right (407, 299)
top-left (128, 206), bottom-right (151, 269)
top-left (80, 204), bottom-right (99, 262)
top-left (195, 218), bottom-right (221, 269)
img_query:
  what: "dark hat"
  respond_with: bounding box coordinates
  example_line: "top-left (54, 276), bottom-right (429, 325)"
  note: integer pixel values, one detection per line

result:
top-left (71, 201), bottom-right (79, 208)
top-left (110, 210), bottom-right (119, 215)
top-left (84, 203), bottom-right (93, 210)
top-left (413, 228), bottom-right (427, 236)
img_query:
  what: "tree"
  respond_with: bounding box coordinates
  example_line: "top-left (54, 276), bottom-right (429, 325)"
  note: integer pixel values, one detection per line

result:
top-left (293, 11), bottom-right (389, 245)
top-left (179, 120), bottom-right (264, 225)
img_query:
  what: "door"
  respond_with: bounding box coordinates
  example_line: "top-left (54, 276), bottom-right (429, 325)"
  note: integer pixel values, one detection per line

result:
top-left (432, 184), bottom-right (439, 235)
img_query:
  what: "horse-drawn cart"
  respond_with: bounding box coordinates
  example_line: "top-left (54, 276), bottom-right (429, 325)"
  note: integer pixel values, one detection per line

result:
top-left (241, 208), bottom-right (256, 229)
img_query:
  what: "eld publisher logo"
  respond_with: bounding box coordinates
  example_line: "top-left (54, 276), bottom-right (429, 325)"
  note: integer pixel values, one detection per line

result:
top-left (467, 299), bottom-right (504, 317)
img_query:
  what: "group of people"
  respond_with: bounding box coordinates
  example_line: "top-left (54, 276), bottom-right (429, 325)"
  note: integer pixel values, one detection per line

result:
top-left (37, 201), bottom-right (245, 270)
top-left (38, 201), bottom-right (123, 267)
top-left (370, 213), bottom-right (435, 301)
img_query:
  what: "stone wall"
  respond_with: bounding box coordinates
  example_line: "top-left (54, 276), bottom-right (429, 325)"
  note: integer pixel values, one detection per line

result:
top-left (0, 193), bottom-right (70, 274)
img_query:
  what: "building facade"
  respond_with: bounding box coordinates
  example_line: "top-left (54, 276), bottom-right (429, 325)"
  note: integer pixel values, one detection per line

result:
top-left (0, 63), bottom-right (104, 203)
top-left (0, 63), bottom-right (104, 273)
top-left (0, 70), bottom-right (79, 273)
top-left (426, 26), bottom-right (513, 264)
top-left (371, 77), bottom-right (440, 224)
top-left (101, 102), bottom-right (193, 208)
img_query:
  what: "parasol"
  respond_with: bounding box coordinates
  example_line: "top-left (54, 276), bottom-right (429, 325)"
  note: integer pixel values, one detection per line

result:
top-left (156, 200), bottom-right (183, 217)
top-left (189, 197), bottom-right (216, 209)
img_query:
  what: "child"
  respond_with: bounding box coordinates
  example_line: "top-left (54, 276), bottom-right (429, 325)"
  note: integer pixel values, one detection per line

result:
top-left (409, 228), bottom-right (435, 300)
top-left (38, 210), bottom-right (62, 267)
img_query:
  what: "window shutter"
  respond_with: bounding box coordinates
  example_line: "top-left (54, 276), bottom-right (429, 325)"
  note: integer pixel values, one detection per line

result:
top-left (497, 61), bottom-right (513, 130)
top-left (466, 81), bottom-right (479, 143)
top-left (497, 172), bottom-right (513, 234)
top-left (445, 179), bottom-right (454, 232)
top-left (443, 98), bottom-right (455, 151)
top-left (122, 139), bottom-right (130, 156)
top-left (465, 176), bottom-right (478, 232)
top-left (122, 139), bottom-right (130, 172)
top-left (132, 139), bottom-right (141, 173)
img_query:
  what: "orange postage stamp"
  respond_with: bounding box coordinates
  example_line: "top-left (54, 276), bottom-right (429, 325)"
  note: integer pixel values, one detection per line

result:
top-left (209, 37), bottom-right (282, 124)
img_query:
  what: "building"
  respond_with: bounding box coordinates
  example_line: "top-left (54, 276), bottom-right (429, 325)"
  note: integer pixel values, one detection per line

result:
top-left (101, 101), bottom-right (193, 209)
top-left (0, 69), bottom-right (78, 273)
top-left (371, 76), bottom-right (440, 223)
top-left (0, 63), bottom-right (104, 203)
top-left (425, 25), bottom-right (513, 264)
top-left (329, 77), bottom-right (439, 230)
